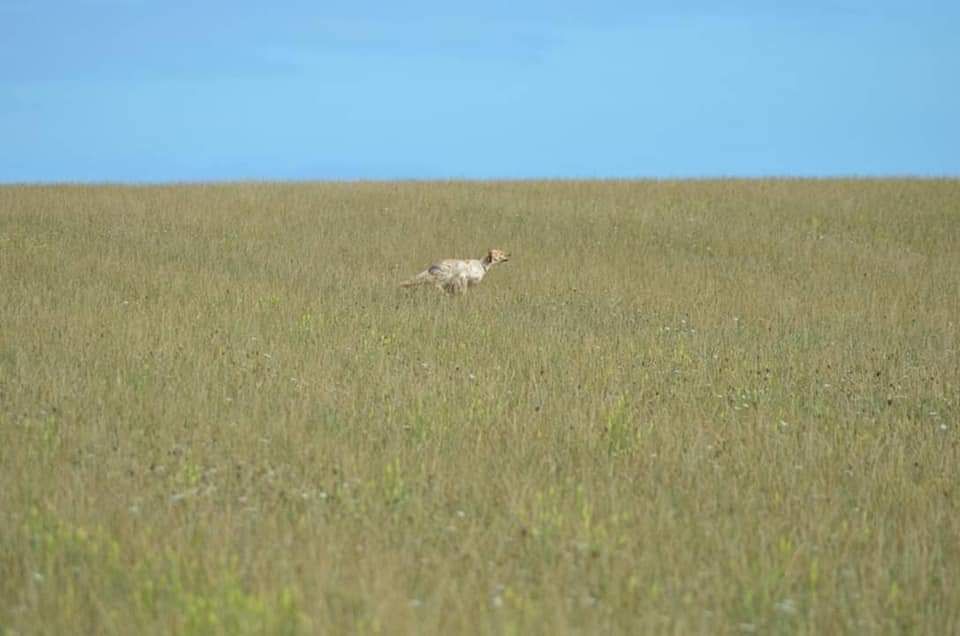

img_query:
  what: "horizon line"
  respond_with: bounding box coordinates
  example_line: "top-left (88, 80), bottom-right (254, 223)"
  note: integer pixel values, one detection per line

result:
top-left (3, 174), bottom-right (959, 187)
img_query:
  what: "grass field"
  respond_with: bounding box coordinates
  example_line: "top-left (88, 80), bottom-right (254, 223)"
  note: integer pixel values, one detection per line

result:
top-left (1, 179), bottom-right (958, 634)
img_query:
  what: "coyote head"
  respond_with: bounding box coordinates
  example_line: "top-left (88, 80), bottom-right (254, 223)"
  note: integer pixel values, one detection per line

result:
top-left (485, 248), bottom-right (510, 266)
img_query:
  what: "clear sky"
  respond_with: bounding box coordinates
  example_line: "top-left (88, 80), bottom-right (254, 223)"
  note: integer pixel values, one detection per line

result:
top-left (2, 0), bottom-right (958, 182)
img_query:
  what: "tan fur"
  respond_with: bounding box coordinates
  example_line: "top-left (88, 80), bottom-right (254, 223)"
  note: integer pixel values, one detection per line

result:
top-left (400, 248), bottom-right (510, 294)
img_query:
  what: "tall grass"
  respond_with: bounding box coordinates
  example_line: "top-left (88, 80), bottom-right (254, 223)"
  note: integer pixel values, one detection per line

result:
top-left (1, 179), bottom-right (958, 634)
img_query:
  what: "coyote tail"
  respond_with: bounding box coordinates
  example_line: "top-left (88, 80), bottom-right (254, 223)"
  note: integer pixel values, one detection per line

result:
top-left (400, 270), bottom-right (434, 288)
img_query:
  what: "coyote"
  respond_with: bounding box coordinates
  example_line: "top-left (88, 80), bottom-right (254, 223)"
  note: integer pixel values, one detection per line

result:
top-left (400, 248), bottom-right (510, 294)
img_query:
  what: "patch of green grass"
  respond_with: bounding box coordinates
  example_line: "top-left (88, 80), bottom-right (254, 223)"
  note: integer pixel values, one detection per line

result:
top-left (8, 507), bottom-right (304, 635)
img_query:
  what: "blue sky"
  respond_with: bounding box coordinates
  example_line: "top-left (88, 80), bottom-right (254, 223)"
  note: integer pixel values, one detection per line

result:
top-left (1, 0), bottom-right (958, 182)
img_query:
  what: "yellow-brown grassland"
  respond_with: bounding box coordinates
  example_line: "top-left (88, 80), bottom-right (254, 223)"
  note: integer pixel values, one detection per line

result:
top-left (1, 179), bottom-right (958, 634)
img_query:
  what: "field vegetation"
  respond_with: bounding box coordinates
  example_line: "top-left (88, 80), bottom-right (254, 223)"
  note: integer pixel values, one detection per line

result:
top-left (1, 179), bottom-right (958, 633)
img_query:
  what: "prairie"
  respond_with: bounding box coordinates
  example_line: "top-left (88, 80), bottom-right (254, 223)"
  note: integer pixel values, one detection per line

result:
top-left (1, 179), bottom-right (958, 634)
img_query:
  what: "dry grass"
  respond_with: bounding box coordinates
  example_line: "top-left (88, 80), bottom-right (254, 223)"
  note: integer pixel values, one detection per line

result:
top-left (1, 179), bottom-right (958, 634)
